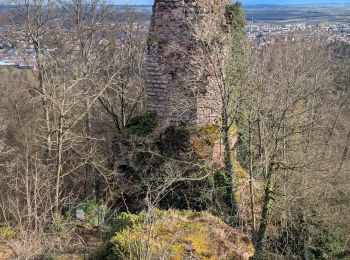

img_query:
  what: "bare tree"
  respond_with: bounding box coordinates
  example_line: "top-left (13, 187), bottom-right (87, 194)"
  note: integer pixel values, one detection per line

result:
top-left (247, 41), bottom-right (335, 255)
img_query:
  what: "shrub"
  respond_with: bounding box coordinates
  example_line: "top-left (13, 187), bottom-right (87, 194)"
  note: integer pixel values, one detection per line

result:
top-left (77, 200), bottom-right (107, 227)
top-left (126, 112), bottom-right (157, 136)
top-left (78, 199), bottom-right (98, 213)
top-left (225, 2), bottom-right (246, 32)
top-left (159, 125), bottom-right (192, 156)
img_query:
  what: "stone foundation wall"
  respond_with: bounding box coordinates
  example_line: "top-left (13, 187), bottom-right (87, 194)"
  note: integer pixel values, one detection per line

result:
top-left (146, 0), bottom-right (230, 126)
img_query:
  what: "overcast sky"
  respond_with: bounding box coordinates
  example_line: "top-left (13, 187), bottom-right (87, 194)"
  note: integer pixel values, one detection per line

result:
top-left (119, 0), bottom-right (350, 5)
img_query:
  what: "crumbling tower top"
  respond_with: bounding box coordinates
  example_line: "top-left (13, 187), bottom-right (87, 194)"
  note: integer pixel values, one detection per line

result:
top-left (146, 0), bottom-right (230, 126)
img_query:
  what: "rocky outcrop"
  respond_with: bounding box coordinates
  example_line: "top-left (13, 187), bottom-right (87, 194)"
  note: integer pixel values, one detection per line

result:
top-left (109, 210), bottom-right (255, 259)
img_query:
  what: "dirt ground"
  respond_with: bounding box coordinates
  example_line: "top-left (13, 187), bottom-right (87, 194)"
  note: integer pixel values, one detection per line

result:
top-left (0, 240), bottom-right (14, 260)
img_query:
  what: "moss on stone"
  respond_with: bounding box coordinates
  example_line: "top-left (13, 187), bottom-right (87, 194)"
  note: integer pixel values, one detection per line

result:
top-left (228, 123), bottom-right (238, 139)
top-left (191, 123), bottom-right (238, 162)
top-left (0, 226), bottom-right (16, 239)
top-left (147, 35), bottom-right (167, 47)
top-left (191, 124), bottom-right (221, 159)
top-left (226, 123), bottom-right (248, 181)
top-left (232, 155), bottom-right (249, 181)
top-left (106, 209), bottom-right (254, 260)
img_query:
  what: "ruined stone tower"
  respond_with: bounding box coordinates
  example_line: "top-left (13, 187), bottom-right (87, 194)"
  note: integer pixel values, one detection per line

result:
top-left (146, 0), bottom-right (230, 126)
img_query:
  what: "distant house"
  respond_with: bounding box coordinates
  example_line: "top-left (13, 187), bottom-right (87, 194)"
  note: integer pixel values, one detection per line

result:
top-left (0, 61), bottom-right (15, 66)
top-left (15, 64), bottom-right (31, 70)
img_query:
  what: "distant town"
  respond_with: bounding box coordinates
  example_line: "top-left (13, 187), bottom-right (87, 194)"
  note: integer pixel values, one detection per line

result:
top-left (246, 22), bottom-right (350, 48)
top-left (1, 4), bottom-right (350, 70)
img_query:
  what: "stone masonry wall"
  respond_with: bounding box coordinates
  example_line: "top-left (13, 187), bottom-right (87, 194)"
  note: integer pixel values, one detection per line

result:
top-left (146, 0), bottom-right (230, 126)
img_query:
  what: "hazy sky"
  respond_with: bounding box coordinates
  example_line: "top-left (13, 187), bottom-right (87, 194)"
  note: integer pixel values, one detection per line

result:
top-left (120, 0), bottom-right (350, 5)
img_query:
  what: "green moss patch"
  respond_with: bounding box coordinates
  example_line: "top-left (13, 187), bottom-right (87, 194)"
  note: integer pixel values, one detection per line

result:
top-left (96, 209), bottom-right (254, 260)
top-left (116, 112), bottom-right (157, 137)
top-left (0, 226), bottom-right (16, 239)
top-left (191, 124), bottom-right (221, 159)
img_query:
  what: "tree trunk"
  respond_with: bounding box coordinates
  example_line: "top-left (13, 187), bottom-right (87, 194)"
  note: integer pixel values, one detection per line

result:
top-left (55, 113), bottom-right (64, 214)
top-left (222, 114), bottom-right (238, 227)
top-left (255, 166), bottom-right (272, 253)
top-left (248, 117), bottom-right (256, 232)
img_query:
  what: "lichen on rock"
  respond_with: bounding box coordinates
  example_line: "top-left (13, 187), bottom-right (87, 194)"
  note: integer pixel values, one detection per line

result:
top-left (103, 209), bottom-right (254, 260)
